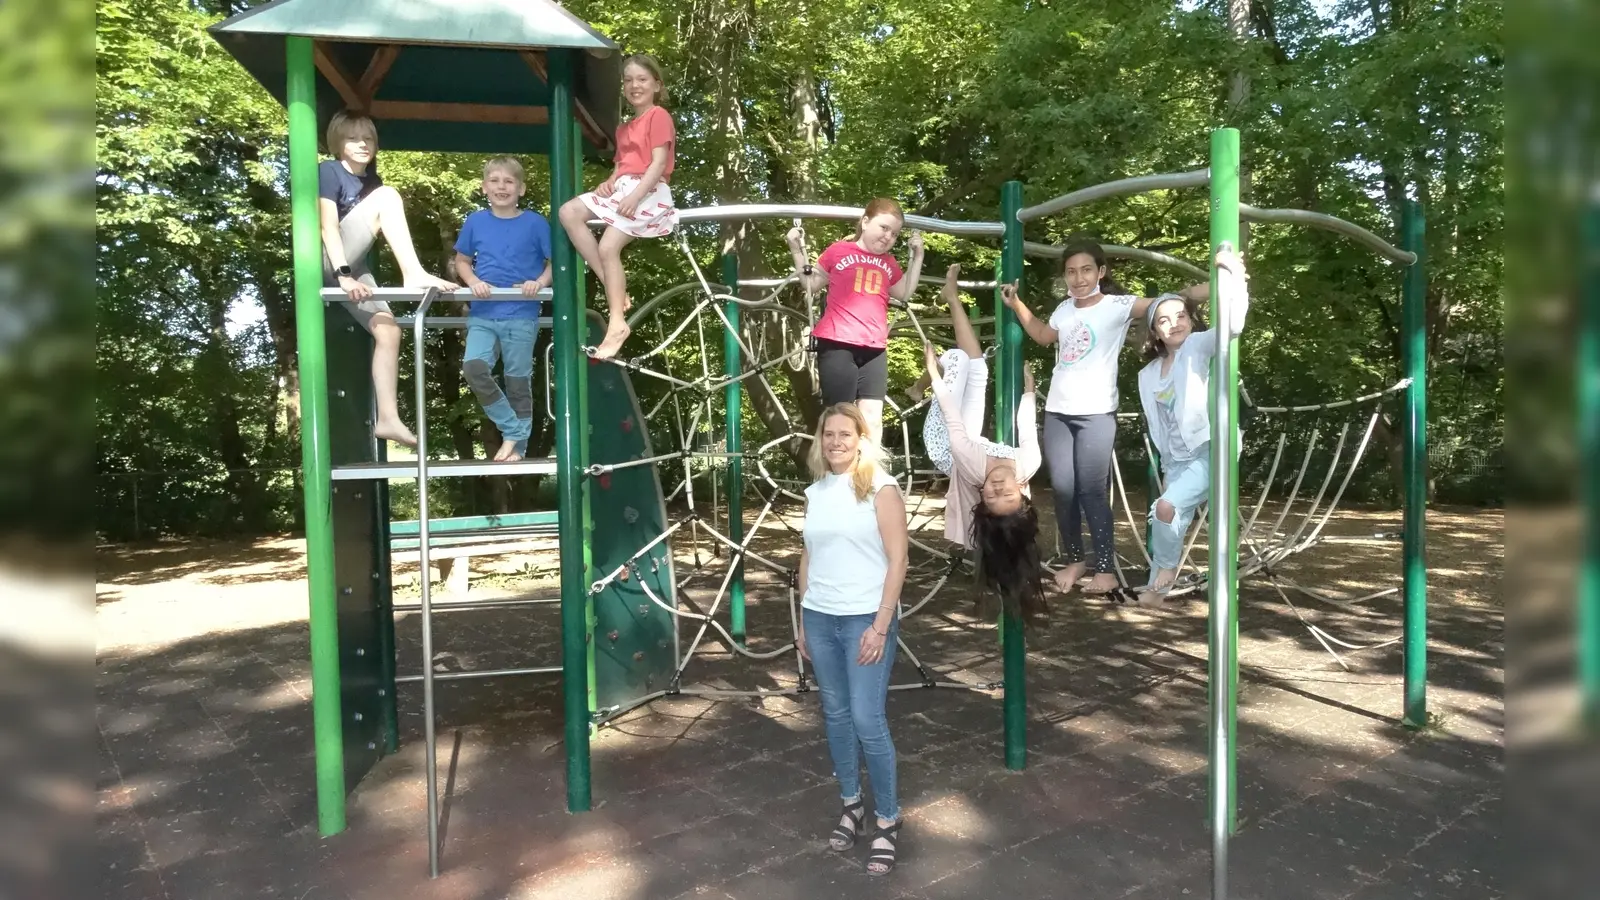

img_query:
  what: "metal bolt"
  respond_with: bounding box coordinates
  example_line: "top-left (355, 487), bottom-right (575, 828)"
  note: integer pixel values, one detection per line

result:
top-left (336, 389), bottom-right (347, 398)
top-left (368, 741), bottom-right (377, 750)
top-left (377, 689), bottom-right (387, 698)
top-left (353, 712), bottom-right (363, 721)
top-left (341, 586), bottom-right (353, 596)
top-left (633, 652), bottom-right (645, 662)
top-left (638, 605), bottom-right (649, 616)
top-left (355, 648), bottom-right (365, 656)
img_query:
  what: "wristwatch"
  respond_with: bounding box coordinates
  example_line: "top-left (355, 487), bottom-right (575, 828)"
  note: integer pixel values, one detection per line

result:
top-left (336, 265), bottom-right (353, 277)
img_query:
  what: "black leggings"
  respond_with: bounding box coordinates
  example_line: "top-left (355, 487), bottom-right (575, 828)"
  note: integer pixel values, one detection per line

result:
top-left (1042, 411), bottom-right (1118, 573)
top-left (814, 337), bottom-right (888, 406)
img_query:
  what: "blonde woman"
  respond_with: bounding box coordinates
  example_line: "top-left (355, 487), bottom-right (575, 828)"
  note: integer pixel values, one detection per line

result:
top-left (798, 403), bottom-right (909, 876)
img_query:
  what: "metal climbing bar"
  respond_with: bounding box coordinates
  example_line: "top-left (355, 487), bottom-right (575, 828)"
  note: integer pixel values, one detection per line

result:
top-left (1207, 128), bottom-right (1242, 900)
top-left (1242, 204), bottom-right (1418, 266)
top-left (1016, 168), bottom-right (1212, 222)
top-left (669, 202), bottom-right (1004, 237)
top-left (1023, 240), bottom-right (1208, 278)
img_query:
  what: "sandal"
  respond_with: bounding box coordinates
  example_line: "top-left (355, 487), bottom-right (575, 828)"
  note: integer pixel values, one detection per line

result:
top-left (866, 820), bottom-right (902, 875)
top-left (830, 799), bottom-right (866, 852)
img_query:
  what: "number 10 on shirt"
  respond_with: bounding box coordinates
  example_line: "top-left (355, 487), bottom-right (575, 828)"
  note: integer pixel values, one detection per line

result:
top-left (853, 267), bottom-right (884, 295)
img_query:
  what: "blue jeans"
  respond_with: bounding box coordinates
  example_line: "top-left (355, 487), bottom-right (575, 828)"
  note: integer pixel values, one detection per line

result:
top-left (1151, 450), bottom-right (1211, 572)
top-left (463, 316), bottom-right (539, 451)
top-left (803, 607), bottom-right (900, 823)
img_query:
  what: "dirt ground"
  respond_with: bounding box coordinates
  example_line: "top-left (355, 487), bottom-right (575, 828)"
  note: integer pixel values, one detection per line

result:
top-left (95, 497), bottom-right (1502, 900)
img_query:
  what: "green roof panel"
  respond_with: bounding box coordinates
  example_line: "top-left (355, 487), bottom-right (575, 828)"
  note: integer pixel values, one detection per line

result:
top-left (209, 0), bottom-right (624, 157)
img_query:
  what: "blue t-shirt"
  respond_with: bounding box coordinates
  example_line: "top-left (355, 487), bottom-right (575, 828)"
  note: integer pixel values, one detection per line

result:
top-left (453, 209), bottom-right (552, 320)
top-left (318, 159), bottom-right (382, 221)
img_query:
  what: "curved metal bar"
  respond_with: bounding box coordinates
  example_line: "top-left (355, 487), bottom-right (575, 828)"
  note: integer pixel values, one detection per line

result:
top-left (739, 275), bottom-right (1001, 290)
top-left (1239, 204), bottom-right (1417, 265)
top-left (1023, 241), bottom-right (1207, 278)
top-left (669, 203), bottom-right (1005, 238)
top-left (1017, 169), bottom-right (1211, 222)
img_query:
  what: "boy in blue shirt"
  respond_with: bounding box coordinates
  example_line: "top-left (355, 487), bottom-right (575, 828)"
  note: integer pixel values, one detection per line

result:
top-left (453, 156), bottom-right (554, 462)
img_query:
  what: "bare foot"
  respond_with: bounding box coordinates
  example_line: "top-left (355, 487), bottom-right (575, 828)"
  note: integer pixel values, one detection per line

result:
top-left (493, 439), bottom-right (518, 461)
top-left (1052, 560), bottom-right (1086, 593)
top-left (593, 319), bottom-right (632, 360)
top-left (1082, 572), bottom-right (1121, 595)
top-left (1136, 570), bottom-right (1177, 607)
top-left (375, 419), bottom-right (418, 448)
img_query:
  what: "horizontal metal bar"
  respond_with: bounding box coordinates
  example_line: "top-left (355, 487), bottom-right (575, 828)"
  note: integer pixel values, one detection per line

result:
top-left (396, 665), bottom-right (562, 684)
top-left (1024, 241), bottom-right (1207, 279)
top-left (392, 597), bottom-right (560, 612)
top-left (394, 316), bottom-right (554, 329)
top-left (321, 286), bottom-right (552, 303)
top-left (672, 203), bottom-right (1005, 238)
top-left (738, 275), bottom-right (1000, 290)
top-left (1017, 169), bottom-right (1212, 222)
top-left (331, 458), bottom-right (558, 481)
top-left (391, 511), bottom-right (559, 536)
top-left (390, 529), bottom-right (558, 551)
top-left (1239, 204), bottom-right (1417, 264)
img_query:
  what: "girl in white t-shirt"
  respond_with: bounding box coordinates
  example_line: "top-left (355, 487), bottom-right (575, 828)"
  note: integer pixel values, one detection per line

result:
top-left (1135, 247), bottom-right (1249, 605)
top-left (798, 403), bottom-right (908, 875)
top-left (1003, 238), bottom-right (1206, 595)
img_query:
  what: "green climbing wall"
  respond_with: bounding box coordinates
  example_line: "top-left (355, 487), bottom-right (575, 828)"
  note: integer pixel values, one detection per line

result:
top-left (584, 313), bottom-right (678, 716)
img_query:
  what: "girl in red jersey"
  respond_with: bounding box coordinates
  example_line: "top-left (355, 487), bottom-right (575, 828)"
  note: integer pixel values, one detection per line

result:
top-left (786, 198), bottom-right (926, 444)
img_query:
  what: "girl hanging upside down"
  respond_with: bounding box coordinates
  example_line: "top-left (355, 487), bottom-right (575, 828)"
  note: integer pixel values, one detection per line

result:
top-left (1135, 246), bottom-right (1250, 606)
top-left (918, 264), bottom-right (1047, 624)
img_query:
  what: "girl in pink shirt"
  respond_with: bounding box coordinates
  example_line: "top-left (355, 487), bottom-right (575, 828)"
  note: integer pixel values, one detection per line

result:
top-left (559, 54), bottom-right (679, 360)
top-left (918, 265), bottom-right (1046, 624)
top-left (786, 198), bottom-right (926, 443)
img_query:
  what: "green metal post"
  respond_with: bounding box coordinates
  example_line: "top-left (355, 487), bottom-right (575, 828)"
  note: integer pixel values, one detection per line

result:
top-left (287, 36), bottom-right (346, 838)
top-left (574, 109), bottom-right (598, 722)
top-left (1207, 128), bottom-right (1242, 866)
top-left (1401, 200), bottom-right (1429, 729)
top-left (998, 180), bottom-right (1027, 771)
top-left (549, 48), bottom-right (591, 813)
top-left (721, 253), bottom-right (746, 644)
top-left (1146, 450), bottom-right (1161, 558)
top-left (1585, 205), bottom-right (1600, 734)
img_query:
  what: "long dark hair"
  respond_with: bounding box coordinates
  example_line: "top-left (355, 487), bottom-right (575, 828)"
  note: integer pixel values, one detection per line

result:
top-left (1142, 294), bottom-right (1208, 361)
top-left (970, 497), bottom-right (1048, 625)
top-left (1061, 235), bottom-right (1127, 296)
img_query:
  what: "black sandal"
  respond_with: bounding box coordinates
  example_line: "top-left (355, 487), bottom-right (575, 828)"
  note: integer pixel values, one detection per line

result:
top-left (866, 820), bottom-right (902, 875)
top-left (830, 799), bottom-right (866, 851)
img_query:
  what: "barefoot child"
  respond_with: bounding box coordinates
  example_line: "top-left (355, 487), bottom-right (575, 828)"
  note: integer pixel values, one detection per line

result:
top-left (786, 199), bottom-right (926, 444)
top-left (1003, 237), bottom-right (1208, 596)
top-left (559, 54), bottom-right (679, 360)
top-left (1134, 246), bottom-right (1250, 605)
top-left (919, 265), bottom-right (1047, 623)
top-left (319, 111), bottom-right (459, 447)
top-left (452, 157), bottom-right (554, 462)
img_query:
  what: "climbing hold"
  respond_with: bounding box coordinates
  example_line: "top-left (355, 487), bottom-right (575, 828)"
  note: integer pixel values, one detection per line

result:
top-left (598, 473), bottom-right (612, 491)
top-left (623, 506), bottom-right (639, 524)
top-left (618, 568), bottom-right (630, 582)
top-left (633, 651), bottom-right (645, 662)
top-left (621, 417), bottom-right (634, 433)
top-left (608, 630), bottom-right (620, 643)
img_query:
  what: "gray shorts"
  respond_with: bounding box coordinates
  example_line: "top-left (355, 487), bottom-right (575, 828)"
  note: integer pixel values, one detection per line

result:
top-left (322, 205), bottom-right (391, 332)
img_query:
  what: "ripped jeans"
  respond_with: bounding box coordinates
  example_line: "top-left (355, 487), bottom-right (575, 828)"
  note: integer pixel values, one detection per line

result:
top-left (463, 316), bottom-right (539, 452)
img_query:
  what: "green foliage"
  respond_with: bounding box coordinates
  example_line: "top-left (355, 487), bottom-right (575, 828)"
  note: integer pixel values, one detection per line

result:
top-left (95, 0), bottom-right (1504, 539)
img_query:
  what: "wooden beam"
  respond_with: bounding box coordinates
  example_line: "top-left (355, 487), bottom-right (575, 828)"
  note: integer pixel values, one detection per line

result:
top-left (357, 45), bottom-right (401, 102)
top-left (370, 100), bottom-right (550, 126)
top-left (519, 50), bottom-right (612, 152)
top-left (312, 42), bottom-right (364, 112)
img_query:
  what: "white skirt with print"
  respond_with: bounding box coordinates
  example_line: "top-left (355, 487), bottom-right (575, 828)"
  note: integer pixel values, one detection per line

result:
top-left (578, 174), bottom-right (679, 239)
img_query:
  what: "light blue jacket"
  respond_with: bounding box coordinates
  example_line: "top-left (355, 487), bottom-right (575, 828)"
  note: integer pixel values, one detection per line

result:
top-left (1137, 270), bottom-right (1250, 465)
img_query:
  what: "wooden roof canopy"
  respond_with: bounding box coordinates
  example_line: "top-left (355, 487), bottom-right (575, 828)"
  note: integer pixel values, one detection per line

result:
top-left (208, 0), bottom-right (622, 157)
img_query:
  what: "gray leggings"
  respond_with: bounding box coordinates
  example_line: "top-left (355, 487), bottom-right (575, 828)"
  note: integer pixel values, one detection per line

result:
top-left (1042, 411), bottom-right (1118, 573)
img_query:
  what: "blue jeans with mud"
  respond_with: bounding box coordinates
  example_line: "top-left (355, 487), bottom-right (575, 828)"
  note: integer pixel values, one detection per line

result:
top-left (803, 607), bottom-right (900, 823)
top-left (463, 316), bottom-right (539, 453)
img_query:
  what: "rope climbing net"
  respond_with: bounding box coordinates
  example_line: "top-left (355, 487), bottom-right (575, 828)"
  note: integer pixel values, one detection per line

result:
top-left (565, 222), bottom-right (1415, 721)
